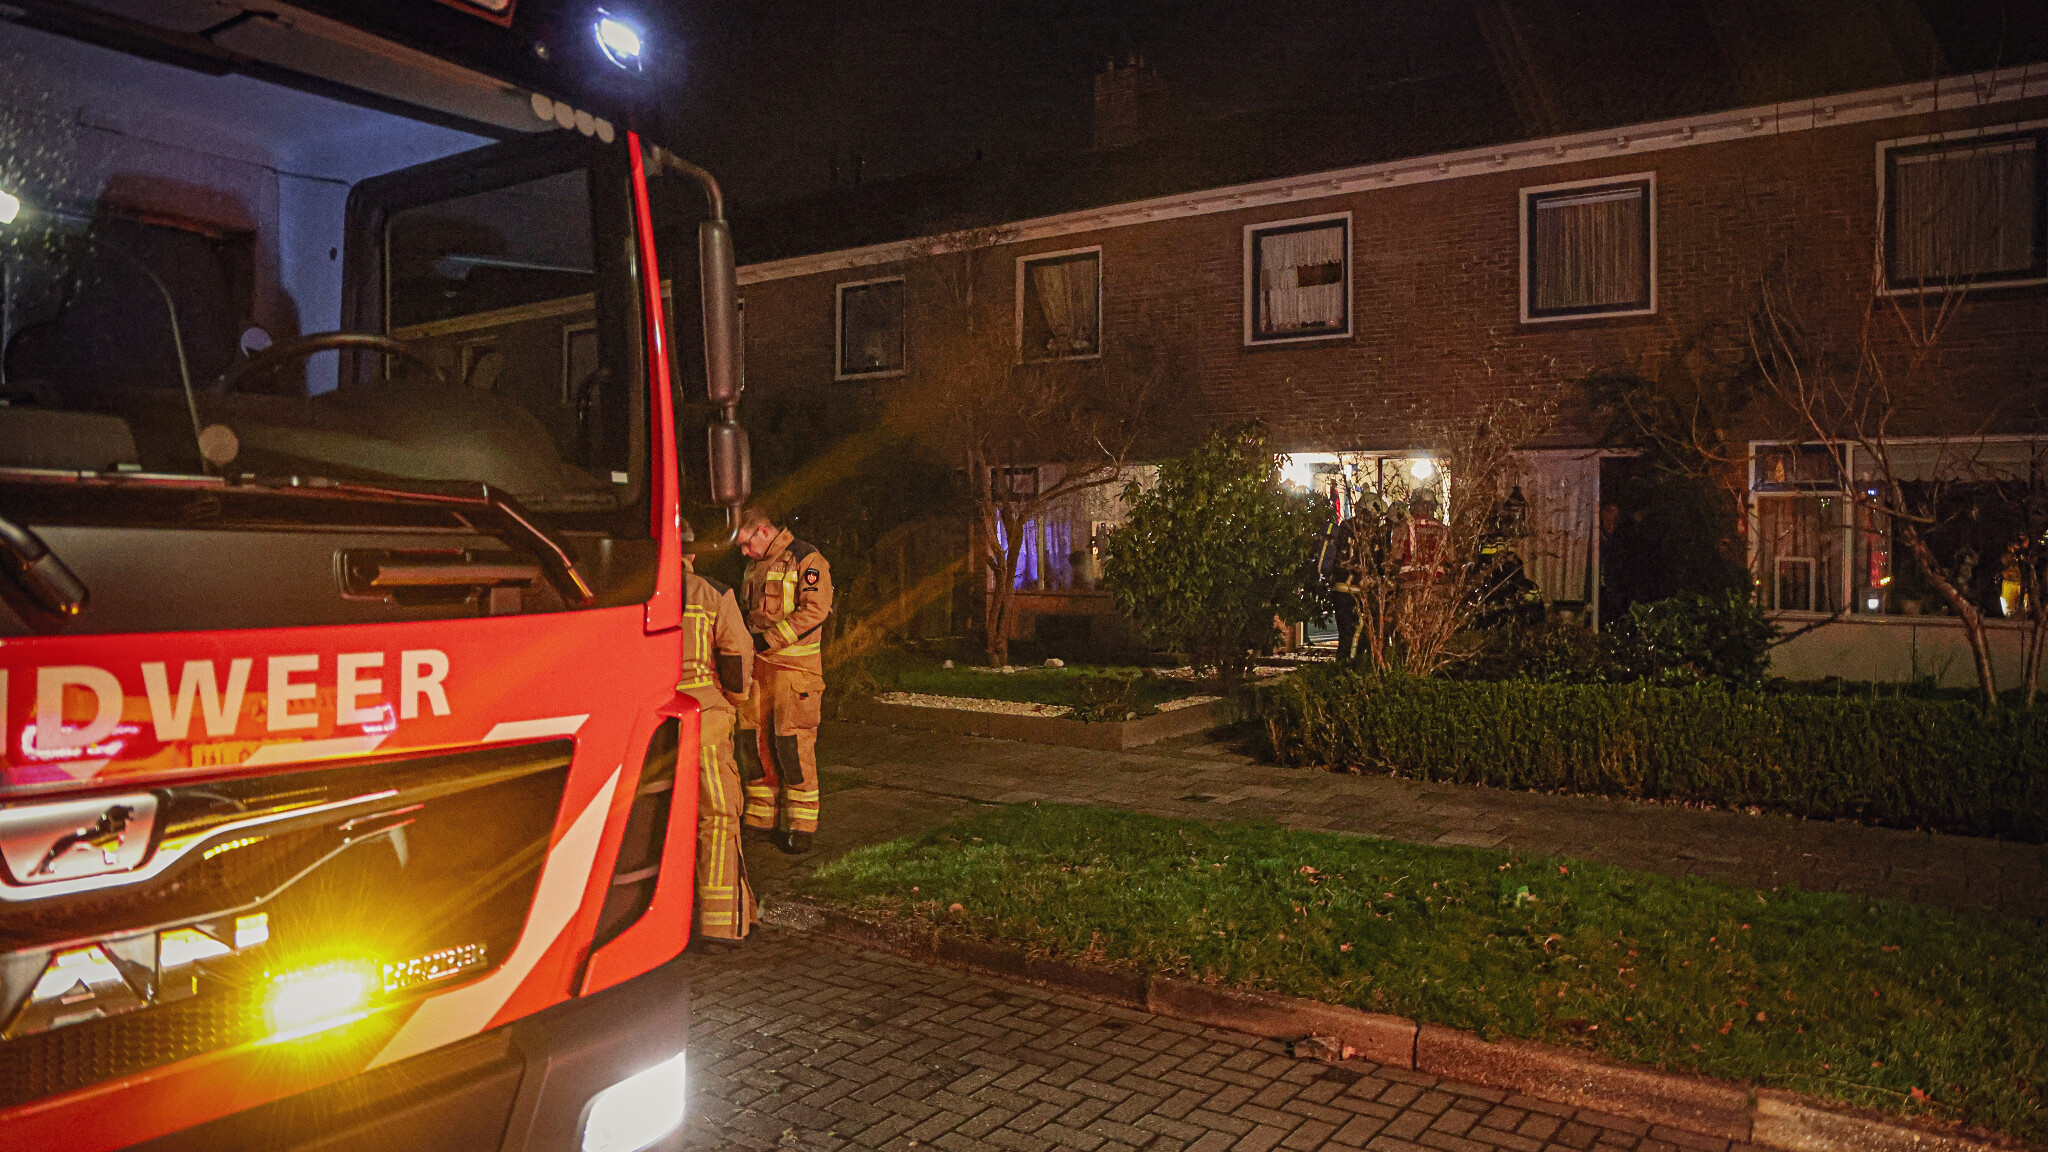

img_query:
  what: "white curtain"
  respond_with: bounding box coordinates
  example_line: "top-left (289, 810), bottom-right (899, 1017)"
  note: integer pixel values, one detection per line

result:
top-left (1533, 188), bottom-right (1645, 312)
top-left (1029, 257), bottom-right (1099, 356)
top-left (1519, 452), bottom-right (1599, 605)
top-left (1891, 142), bottom-right (2037, 283)
top-left (1259, 225), bottom-right (1346, 332)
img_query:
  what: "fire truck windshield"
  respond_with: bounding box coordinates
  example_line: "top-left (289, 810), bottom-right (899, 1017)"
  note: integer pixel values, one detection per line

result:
top-left (0, 17), bottom-right (646, 527)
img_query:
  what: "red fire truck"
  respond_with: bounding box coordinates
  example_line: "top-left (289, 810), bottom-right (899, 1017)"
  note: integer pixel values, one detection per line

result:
top-left (0, 3), bottom-right (746, 1148)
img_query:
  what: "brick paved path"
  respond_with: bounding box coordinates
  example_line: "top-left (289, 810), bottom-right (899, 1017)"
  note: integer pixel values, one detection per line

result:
top-left (796, 720), bottom-right (2048, 923)
top-left (680, 930), bottom-right (1754, 1152)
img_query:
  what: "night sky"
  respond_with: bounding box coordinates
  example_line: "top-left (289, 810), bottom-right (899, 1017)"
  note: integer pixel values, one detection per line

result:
top-left (654, 0), bottom-right (2048, 220)
top-left (658, 0), bottom-right (1503, 208)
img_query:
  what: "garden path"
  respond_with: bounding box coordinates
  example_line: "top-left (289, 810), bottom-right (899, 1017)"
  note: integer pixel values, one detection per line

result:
top-left (740, 721), bottom-right (2048, 924)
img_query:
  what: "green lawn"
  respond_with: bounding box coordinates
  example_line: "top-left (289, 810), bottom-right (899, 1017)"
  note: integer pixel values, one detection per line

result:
top-left (800, 805), bottom-right (2048, 1143)
top-left (863, 650), bottom-right (1206, 714)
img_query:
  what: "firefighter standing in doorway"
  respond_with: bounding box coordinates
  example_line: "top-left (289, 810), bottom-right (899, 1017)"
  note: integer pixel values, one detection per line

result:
top-left (734, 507), bottom-right (834, 854)
top-left (678, 518), bottom-right (757, 941)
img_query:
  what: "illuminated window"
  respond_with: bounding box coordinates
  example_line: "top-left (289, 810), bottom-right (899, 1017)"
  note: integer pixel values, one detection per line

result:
top-left (1748, 439), bottom-right (2044, 617)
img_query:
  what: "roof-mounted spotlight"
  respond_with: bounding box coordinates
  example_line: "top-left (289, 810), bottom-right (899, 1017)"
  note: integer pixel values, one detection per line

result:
top-left (593, 12), bottom-right (644, 72)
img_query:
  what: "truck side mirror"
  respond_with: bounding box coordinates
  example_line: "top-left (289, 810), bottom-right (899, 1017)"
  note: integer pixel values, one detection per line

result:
top-left (698, 218), bottom-right (749, 516)
top-left (698, 219), bottom-right (743, 407)
top-left (650, 145), bottom-right (752, 549)
top-left (707, 418), bottom-right (750, 508)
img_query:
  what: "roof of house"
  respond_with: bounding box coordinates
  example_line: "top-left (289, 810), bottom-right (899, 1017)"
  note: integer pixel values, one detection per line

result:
top-left (726, 1), bottom-right (2048, 267)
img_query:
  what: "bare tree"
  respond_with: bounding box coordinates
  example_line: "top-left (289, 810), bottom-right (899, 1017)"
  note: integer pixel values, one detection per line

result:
top-left (889, 227), bottom-right (1161, 665)
top-left (1749, 268), bottom-right (2043, 707)
top-left (1342, 401), bottom-right (1553, 677)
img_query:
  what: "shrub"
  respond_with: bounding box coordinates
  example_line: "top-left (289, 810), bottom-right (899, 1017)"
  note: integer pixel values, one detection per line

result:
top-left (1260, 666), bottom-right (2048, 841)
top-left (1066, 671), bottom-right (1147, 723)
top-left (1462, 617), bottom-right (1618, 684)
top-left (1610, 590), bottom-right (1777, 686)
top-left (1464, 592), bottom-right (1776, 687)
top-left (1100, 425), bottom-right (1327, 685)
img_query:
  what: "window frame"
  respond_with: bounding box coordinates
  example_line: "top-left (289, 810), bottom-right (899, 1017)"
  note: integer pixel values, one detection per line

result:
top-left (833, 274), bottom-right (908, 381)
top-left (1746, 436), bottom-right (2043, 619)
top-left (1876, 121), bottom-right (2048, 296)
top-left (1518, 172), bottom-right (1657, 324)
top-left (1746, 439), bottom-right (1852, 617)
top-left (1242, 211), bottom-right (1353, 346)
top-left (1015, 245), bottom-right (1104, 363)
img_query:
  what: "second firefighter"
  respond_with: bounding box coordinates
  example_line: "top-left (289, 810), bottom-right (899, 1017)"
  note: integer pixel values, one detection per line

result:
top-left (734, 507), bottom-right (833, 854)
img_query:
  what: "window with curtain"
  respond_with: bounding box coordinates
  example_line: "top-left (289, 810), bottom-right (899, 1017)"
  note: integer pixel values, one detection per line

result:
top-left (1885, 132), bottom-right (2044, 291)
top-left (1524, 178), bottom-right (1652, 320)
top-left (836, 277), bottom-right (905, 379)
top-left (1247, 216), bottom-right (1349, 342)
top-left (1019, 250), bottom-right (1100, 361)
top-left (1754, 495), bottom-right (1845, 613)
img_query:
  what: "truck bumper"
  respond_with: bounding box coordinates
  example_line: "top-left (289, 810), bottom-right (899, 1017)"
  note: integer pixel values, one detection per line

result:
top-left (130, 954), bottom-right (692, 1152)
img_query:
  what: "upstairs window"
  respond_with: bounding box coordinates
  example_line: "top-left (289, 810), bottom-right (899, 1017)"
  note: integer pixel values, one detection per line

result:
top-left (1522, 175), bottom-right (1654, 322)
top-left (836, 276), bottom-right (905, 379)
top-left (1245, 214), bottom-right (1351, 344)
top-left (1018, 248), bottom-right (1102, 361)
top-left (1884, 130), bottom-right (2045, 292)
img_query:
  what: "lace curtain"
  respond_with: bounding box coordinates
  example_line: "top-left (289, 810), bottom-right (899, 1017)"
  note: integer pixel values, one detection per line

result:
top-left (1257, 224), bottom-right (1345, 334)
top-left (1532, 188), bottom-right (1646, 313)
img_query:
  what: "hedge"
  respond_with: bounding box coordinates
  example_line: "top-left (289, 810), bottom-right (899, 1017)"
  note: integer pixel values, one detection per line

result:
top-left (1260, 666), bottom-right (2048, 842)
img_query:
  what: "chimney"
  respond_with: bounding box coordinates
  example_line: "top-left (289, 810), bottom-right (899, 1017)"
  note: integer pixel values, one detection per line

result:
top-left (1093, 53), bottom-right (1167, 152)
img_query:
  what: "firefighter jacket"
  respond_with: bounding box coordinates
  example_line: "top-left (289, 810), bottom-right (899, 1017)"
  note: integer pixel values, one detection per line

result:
top-left (1318, 515), bottom-right (1363, 585)
top-left (742, 529), bottom-right (833, 673)
top-left (680, 568), bottom-right (752, 714)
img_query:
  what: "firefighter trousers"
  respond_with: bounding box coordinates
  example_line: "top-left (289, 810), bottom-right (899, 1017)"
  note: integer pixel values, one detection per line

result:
top-left (694, 708), bottom-right (755, 940)
top-left (736, 664), bottom-right (823, 834)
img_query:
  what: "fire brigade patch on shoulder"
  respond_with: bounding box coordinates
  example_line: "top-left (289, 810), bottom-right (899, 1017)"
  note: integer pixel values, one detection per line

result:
top-left (804, 569), bottom-right (820, 586)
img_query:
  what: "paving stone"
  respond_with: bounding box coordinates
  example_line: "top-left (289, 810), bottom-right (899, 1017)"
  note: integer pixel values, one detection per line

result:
top-left (679, 919), bottom-right (1744, 1152)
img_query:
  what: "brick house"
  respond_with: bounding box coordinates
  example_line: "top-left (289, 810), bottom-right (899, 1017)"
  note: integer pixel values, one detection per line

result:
top-left (725, 60), bottom-right (2048, 684)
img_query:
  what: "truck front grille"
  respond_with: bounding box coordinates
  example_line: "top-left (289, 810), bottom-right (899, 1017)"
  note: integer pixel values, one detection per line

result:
top-left (0, 741), bottom-right (573, 1109)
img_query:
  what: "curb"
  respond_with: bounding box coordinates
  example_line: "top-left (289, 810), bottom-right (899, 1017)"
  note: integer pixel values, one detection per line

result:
top-left (758, 898), bottom-right (2033, 1152)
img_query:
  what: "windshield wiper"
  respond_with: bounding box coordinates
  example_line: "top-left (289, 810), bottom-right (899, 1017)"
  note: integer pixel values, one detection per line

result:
top-left (0, 469), bottom-right (596, 608)
top-left (0, 514), bottom-right (88, 623)
top-left (245, 477), bottom-right (597, 608)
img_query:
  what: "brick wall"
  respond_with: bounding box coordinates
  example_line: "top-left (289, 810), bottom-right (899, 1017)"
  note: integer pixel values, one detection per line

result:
top-left (738, 94), bottom-right (2048, 458)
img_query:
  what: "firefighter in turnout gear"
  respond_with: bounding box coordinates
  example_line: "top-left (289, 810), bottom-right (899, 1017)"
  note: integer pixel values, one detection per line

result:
top-left (678, 518), bottom-right (757, 940)
top-left (735, 507), bottom-right (834, 854)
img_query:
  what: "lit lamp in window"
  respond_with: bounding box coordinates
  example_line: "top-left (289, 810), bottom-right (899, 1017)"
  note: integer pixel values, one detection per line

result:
top-left (1856, 491), bottom-right (1890, 613)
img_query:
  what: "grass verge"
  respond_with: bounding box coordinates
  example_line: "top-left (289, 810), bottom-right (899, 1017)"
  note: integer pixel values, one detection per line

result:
top-left (864, 650), bottom-right (1204, 714)
top-left (799, 804), bottom-right (2048, 1143)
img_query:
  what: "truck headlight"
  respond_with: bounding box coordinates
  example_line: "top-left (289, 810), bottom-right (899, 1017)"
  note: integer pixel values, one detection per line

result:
top-left (263, 960), bottom-right (376, 1041)
top-left (582, 1051), bottom-right (687, 1152)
